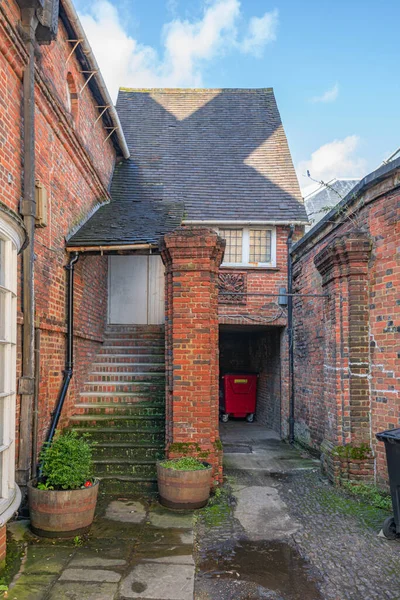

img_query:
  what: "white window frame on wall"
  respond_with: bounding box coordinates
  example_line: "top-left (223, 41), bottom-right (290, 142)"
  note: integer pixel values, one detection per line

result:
top-left (0, 211), bottom-right (23, 524)
top-left (217, 226), bottom-right (277, 268)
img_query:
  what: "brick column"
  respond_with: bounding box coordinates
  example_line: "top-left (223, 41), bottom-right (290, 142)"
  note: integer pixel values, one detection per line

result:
top-left (160, 228), bottom-right (225, 483)
top-left (315, 232), bottom-right (374, 483)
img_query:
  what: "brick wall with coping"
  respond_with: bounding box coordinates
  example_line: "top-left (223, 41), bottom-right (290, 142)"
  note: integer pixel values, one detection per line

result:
top-left (292, 165), bottom-right (400, 486)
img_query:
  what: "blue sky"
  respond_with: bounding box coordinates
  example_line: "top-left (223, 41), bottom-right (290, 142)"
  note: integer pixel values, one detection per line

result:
top-left (75, 0), bottom-right (400, 194)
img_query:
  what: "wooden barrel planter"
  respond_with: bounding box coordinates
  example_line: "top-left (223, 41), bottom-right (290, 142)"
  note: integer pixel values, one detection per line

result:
top-left (28, 480), bottom-right (99, 538)
top-left (157, 461), bottom-right (212, 510)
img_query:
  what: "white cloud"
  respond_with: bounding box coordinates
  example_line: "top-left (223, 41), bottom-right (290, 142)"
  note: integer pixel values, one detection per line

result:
top-left (78, 1), bottom-right (278, 102)
top-left (240, 9), bottom-right (278, 57)
top-left (311, 82), bottom-right (339, 103)
top-left (297, 135), bottom-right (367, 195)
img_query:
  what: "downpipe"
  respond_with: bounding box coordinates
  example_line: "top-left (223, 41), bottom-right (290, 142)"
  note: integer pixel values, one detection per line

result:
top-left (17, 7), bottom-right (38, 488)
top-left (38, 252), bottom-right (79, 475)
top-left (287, 225), bottom-right (295, 444)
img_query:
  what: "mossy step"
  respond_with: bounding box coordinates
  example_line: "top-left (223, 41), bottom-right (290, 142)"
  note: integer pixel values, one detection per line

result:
top-left (74, 404), bottom-right (165, 417)
top-left (72, 427), bottom-right (164, 443)
top-left (92, 363), bottom-right (165, 372)
top-left (79, 392), bottom-right (165, 401)
top-left (75, 401), bottom-right (164, 410)
top-left (94, 355), bottom-right (165, 363)
top-left (70, 415), bottom-right (165, 429)
top-left (94, 462), bottom-right (157, 478)
top-left (83, 382), bottom-right (164, 392)
top-left (94, 444), bottom-right (164, 461)
top-left (88, 372), bottom-right (165, 379)
top-left (98, 477), bottom-right (157, 495)
top-left (100, 346), bottom-right (164, 354)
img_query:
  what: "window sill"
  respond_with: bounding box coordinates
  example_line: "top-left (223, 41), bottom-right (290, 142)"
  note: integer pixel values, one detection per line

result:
top-left (220, 265), bottom-right (280, 271)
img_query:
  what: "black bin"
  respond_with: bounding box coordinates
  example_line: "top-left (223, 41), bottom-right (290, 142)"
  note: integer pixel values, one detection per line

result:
top-left (376, 428), bottom-right (400, 539)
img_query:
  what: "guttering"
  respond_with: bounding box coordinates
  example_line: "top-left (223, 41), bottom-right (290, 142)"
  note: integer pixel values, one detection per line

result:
top-left (61, 0), bottom-right (130, 160)
top-left (287, 225), bottom-right (295, 445)
top-left (17, 6), bottom-right (38, 489)
top-left (183, 220), bottom-right (308, 226)
top-left (65, 243), bottom-right (157, 253)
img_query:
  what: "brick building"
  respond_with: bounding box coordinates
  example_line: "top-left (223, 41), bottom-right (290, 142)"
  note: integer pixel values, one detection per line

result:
top-left (0, 0), bottom-right (129, 559)
top-left (66, 88), bottom-right (307, 485)
top-left (291, 158), bottom-right (400, 486)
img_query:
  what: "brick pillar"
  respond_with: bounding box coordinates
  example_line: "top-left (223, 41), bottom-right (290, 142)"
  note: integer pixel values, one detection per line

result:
top-left (315, 232), bottom-right (374, 483)
top-left (160, 228), bottom-right (225, 483)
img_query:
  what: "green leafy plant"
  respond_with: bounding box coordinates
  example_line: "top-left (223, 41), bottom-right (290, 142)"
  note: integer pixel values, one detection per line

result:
top-left (73, 535), bottom-right (84, 547)
top-left (159, 457), bottom-right (208, 471)
top-left (38, 431), bottom-right (94, 490)
top-left (342, 482), bottom-right (392, 511)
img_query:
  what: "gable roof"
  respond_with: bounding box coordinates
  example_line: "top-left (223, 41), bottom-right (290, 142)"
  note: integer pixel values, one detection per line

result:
top-left (68, 88), bottom-right (307, 249)
top-left (114, 88), bottom-right (306, 223)
top-left (304, 179), bottom-right (360, 228)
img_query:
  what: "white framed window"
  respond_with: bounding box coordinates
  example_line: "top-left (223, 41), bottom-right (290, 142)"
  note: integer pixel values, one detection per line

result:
top-left (0, 210), bottom-right (24, 521)
top-left (218, 227), bottom-right (276, 267)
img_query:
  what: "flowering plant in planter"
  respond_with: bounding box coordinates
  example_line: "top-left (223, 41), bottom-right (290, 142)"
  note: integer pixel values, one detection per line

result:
top-left (28, 431), bottom-right (99, 538)
top-left (157, 457), bottom-right (212, 510)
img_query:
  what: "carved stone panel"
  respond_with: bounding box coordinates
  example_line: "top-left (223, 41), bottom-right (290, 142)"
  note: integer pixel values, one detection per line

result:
top-left (218, 272), bottom-right (247, 304)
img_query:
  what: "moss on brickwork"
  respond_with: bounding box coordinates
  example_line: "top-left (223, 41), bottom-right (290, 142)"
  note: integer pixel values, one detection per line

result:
top-left (332, 443), bottom-right (371, 460)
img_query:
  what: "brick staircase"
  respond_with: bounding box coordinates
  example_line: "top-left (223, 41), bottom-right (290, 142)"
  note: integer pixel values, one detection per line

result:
top-left (70, 324), bottom-right (165, 494)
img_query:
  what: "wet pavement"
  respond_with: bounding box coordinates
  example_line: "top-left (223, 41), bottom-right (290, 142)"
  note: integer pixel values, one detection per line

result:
top-left (6, 496), bottom-right (195, 600)
top-left (195, 421), bottom-right (400, 600)
top-left (4, 421), bottom-right (400, 599)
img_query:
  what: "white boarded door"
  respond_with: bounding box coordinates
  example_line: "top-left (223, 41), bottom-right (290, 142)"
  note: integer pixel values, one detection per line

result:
top-left (108, 255), bottom-right (165, 324)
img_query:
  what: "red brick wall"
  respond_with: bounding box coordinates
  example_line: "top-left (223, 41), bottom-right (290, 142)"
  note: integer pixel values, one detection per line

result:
top-left (1, 2), bottom-right (115, 470)
top-left (218, 225), bottom-right (301, 326)
top-left (292, 174), bottom-right (400, 485)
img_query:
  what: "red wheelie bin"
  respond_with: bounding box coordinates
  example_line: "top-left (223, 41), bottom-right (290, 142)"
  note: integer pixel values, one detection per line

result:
top-left (220, 374), bottom-right (258, 423)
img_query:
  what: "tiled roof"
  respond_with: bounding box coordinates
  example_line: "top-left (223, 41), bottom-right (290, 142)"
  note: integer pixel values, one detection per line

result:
top-left (116, 88), bottom-right (306, 223)
top-left (68, 88), bottom-right (307, 248)
top-left (67, 161), bottom-right (184, 247)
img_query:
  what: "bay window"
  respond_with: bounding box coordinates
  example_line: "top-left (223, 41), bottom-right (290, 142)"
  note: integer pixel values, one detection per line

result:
top-left (0, 209), bottom-right (24, 524)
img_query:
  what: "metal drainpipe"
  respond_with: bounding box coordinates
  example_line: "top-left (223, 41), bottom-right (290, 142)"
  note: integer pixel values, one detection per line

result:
top-left (17, 7), bottom-right (38, 488)
top-left (42, 252), bottom-right (80, 452)
top-left (287, 225), bottom-right (295, 444)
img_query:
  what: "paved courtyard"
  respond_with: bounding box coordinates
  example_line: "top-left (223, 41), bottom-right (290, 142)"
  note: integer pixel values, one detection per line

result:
top-left (2, 422), bottom-right (400, 599)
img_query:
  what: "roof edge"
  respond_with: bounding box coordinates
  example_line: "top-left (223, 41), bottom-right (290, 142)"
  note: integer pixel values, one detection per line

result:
top-left (118, 87), bottom-right (274, 94)
top-left (61, 0), bottom-right (130, 159)
top-left (183, 219), bottom-right (308, 226)
top-left (293, 157), bottom-right (400, 254)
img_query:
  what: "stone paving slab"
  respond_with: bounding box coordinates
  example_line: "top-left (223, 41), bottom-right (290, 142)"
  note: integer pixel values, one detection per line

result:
top-left (233, 484), bottom-right (300, 541)
top-left (120, 562), bottom-right (194, 599)
top-left (8, 573), bottom-right (56, 600)
top-left (59, 567), bottom-right (122, 583)
top-left (69, 556), bottom-right (127, 568)
top-left (48, 582), bottom-right (119, 600)
top-left (23, 546), bottom-right (72, 574)
top-left (106, 500), bottom-right (147, 524)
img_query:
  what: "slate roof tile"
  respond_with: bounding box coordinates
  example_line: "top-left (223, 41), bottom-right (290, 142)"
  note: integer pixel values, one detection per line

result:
top-left (68, 88), bottom-right (307, 247)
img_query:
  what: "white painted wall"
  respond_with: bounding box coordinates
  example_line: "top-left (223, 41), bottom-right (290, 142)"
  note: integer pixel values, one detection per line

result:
top-left (108, 255), bottom-right (165, 324)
